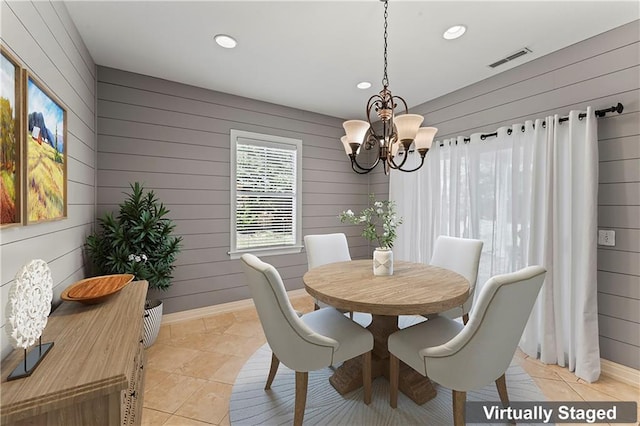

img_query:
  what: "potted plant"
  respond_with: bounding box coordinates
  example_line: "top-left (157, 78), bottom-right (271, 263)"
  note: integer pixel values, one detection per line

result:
top-left (339, 194), bottom-right (402, 276)
top-left (86, 182), bottom-right (182, 347)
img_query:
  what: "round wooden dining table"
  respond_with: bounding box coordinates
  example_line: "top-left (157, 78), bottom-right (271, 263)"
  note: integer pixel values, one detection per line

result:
top-left (303, 259), bottom-right (469, 405)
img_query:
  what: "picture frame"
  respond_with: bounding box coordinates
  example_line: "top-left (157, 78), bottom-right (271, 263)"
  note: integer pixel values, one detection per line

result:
top-left (24, 72), bottom-right (67, 224)
top-left (0, 46), bottom-right (22, 227)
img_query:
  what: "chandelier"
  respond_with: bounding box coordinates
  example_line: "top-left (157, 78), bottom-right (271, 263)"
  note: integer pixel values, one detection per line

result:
top-left (340, 0), bottom-right (437, 175)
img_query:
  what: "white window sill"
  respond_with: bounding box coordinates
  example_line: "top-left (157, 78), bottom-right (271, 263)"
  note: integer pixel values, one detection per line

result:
top-left (229, 245), bottom-right (303, 260)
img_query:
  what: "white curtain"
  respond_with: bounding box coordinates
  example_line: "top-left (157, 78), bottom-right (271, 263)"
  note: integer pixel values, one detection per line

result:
top-left (390, 107), bottom-right (600, 382)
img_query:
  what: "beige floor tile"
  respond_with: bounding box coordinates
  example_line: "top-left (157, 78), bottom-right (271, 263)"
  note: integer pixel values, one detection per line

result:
top-left (203, 312), bottom-right (237, 334)
top-left (533, 377), bottom-right (585, 401)
top-left (170, 318), bottom-right (207, 338)
top-left (164, 331), bottom-right (213, 351)
top-left (175, 381), bottom-right (232, 424)
top-left (567, 381), bottom-right (622, 402)
top-left (144, 367), bottom-right (172, 391)
top-left (290, 295), bottom-right (315, 313)
top-left (577, 375), bottom-right (640, 402)
top-left (141, 408), bottom-right (171, 425)
top-left (144, 373), bottom-right (207, 413)
top-left (223, 320), bottom-right (265, 338)
top-left (146, 344), bottom-right (201, 373)
top-left (174, 351), bottom-right (233, 380)
top-left (232, 307), bottom-right (259, 322)
top-left (210, 355), bottom-right (247, 384)
top-left (156, 325), bottom-right (172, 343)
top-left (163, 414), bottom-right (213, 425)
top-left (516, 356), bottom-right (564, 381)
top-left (199, 333), bottom-right (255, 357)
top-left (219, 413), bottom-right (230, 426)
top-left (548, 364), bottom-right (582, 383)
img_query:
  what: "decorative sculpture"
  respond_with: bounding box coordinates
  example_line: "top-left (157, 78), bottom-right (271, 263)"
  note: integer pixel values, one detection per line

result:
top-left (5, 259), bottom-right (54, 380)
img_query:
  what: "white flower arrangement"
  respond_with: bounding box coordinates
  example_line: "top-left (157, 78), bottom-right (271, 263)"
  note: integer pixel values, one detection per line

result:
top-left (5, 259), bottom-right (53, 349)
top-left (339, 194), bottom-right (403, 249)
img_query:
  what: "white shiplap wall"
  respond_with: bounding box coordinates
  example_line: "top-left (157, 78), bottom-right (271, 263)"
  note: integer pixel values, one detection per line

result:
top-left (0, 1), bottom-right (96, 359)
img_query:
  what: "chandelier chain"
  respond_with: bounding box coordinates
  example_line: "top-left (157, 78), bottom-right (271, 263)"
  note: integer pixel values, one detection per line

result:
top-left (382, 0), bottom-right (389, 88)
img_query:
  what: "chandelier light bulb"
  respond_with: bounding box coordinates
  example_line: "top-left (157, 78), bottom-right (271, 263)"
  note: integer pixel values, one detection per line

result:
top-left (342, 120), bottom-right (369, 145)
top-left (394, 114), bottom-right (424, 141)
top-left (415, 127), bottom-right (438, 150)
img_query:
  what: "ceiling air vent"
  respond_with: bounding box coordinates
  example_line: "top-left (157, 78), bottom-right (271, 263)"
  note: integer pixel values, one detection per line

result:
top-left (488, 47), bottom-right (532, 69)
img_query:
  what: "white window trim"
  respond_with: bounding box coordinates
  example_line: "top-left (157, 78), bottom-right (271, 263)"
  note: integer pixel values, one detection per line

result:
top-left (229, 129), bottom-right (303, 259)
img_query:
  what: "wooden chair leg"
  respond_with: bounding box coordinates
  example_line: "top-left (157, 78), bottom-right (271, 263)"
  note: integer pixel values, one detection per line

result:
top-left (362, 351), bottom-right (372, 405)
top-left (349, 311), bottom-right (354, 319)
top-left (452, 390), bottom-right (466, 426)
top-left (314, 302), bottom-right (320, 310)
top-left (265, 352), bottom-right (280, 390)
top-left (495, 373), bottom-right (510, 406)
top-left (389, 354), bottom-right (399, 408)
top-left (294, 371), bottom-right (308, 426)
top-left (462, 313), bottom-right (469, 325)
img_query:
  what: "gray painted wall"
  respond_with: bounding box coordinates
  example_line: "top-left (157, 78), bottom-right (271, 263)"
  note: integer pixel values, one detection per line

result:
top-left (410, 21), bottom-right (640, 369)
top-left (0, 1), bottom-right (96, 359)
top-left (96, 67), bottom-right (370, 314)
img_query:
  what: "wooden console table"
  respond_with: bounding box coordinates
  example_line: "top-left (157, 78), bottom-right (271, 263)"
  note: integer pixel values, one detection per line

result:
top-left (1, 280), bottom-right (148, 426)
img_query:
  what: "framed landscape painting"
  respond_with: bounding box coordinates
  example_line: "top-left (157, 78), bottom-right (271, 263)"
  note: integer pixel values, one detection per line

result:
top-left (0, 47), bottom-right (22, 227)
top-left (25, 73), bottom-right (67, 223)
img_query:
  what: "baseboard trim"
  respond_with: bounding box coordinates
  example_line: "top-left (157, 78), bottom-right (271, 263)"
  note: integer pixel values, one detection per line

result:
top-left (161, 289), bottom-right (309, 325)
top-left (600, 359), bottom-right (639, 387)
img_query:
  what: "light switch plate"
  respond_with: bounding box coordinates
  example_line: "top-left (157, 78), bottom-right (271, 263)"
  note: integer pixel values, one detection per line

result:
top-left (598, 230), bottom-right (615, 246)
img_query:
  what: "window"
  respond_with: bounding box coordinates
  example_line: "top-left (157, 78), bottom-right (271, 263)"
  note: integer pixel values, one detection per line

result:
top-left (229, 130), bottom-right (302, 258)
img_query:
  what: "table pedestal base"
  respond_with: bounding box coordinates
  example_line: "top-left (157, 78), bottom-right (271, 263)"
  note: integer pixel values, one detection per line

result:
top-left (328, 315), bottom-right (436, 405)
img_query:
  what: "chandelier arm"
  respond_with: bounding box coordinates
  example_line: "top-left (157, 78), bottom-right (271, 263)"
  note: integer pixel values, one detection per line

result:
top-left (366, 94), bottom-right (385, 127)
top-left (350, 152), bottom-right (381, 174)
top-left (396, 151), bottom-right (428, 173)
top-left (391, 95), bottom-right (409, 115)
top-left (386, 144), bottom-right (412, 170)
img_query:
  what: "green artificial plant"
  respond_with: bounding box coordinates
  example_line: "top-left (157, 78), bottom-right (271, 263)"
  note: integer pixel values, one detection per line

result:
top-left (86, 182), bottom-right (182, 291)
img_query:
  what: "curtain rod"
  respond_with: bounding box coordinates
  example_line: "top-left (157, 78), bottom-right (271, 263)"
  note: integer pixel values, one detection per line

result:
top-left (439, 103), bottom-right (624, 146)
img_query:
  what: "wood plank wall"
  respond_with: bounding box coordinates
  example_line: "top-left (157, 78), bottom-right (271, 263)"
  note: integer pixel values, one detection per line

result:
top-left (0, 1), bottom-right (96, 359)
top-left (96, 67), bottom-right (370, 314)
top-left (409, 21), bottom-right (640, 369)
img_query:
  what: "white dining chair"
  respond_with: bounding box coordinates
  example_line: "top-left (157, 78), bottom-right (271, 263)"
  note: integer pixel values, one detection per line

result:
top-left (304, 233), bottom-right (371, 327)
top-left (240, 253), bottom-right (373, 426)
top-left (430, 236), bottom-right (483, 324)
top-left (388, 265), bottom-right (546, 426)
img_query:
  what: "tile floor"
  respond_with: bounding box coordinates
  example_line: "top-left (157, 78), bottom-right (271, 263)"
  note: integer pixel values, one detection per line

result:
top-left (142, 294), bottom-right (639, 425)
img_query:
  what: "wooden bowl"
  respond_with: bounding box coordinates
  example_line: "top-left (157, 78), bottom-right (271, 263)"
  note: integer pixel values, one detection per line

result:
top-left (61, 274), bottom-right (135, 304)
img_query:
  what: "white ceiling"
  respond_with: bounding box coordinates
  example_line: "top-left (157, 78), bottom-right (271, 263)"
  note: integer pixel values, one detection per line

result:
top-left (64, 1), bottom-right (639, 120)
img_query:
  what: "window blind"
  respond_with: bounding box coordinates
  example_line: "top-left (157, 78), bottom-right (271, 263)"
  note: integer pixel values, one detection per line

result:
top-left (235, 140), bottom-right (297, 250)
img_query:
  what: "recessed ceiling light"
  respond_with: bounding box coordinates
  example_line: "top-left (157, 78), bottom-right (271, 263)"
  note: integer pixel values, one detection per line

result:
top-left (214, 34), bottom-right (237, 49)
top-left (443, 25), bottom-right (466, 40)
top-left (357, 81), bottom-right (372, 89)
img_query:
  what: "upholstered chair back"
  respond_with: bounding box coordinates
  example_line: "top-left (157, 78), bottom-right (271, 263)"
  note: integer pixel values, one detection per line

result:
top-left (430, 236), bottom-right (483, 316)
top-left (423, 265), bottom-right (546, 391)
top-left (240, 254), bottom-right (338, 371)
top-left (304, 233), bottom-right (351, 269)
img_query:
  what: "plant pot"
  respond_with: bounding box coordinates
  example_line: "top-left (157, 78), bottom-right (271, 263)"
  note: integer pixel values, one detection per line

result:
top-left (373, 247), bottom-right (393, 276)
top-left (142, 299), bottom-right (163, 348)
